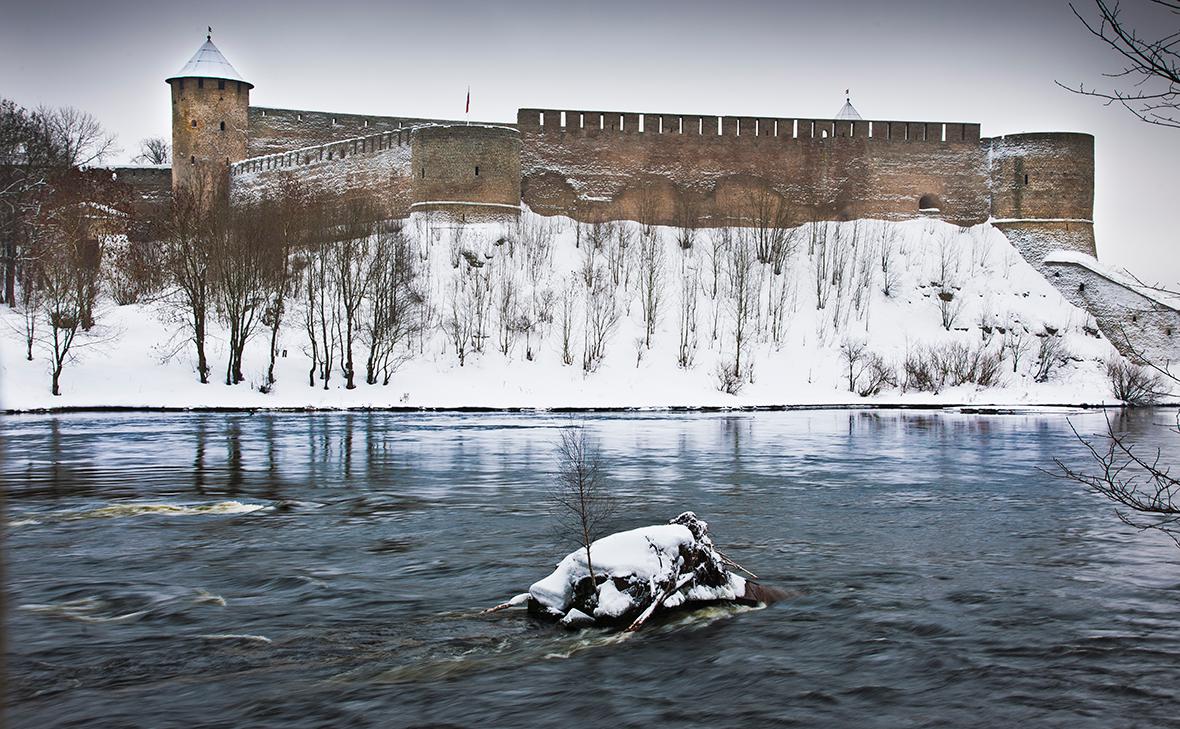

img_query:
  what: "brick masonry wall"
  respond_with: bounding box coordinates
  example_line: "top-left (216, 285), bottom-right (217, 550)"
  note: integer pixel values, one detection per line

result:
top-left (517, 108), bottom-right (989, 227)
top-left (1043, 255), bottom-right (1180, 366)
top-left (410, 125), bottom-right (521, 220)
top-left (231, 131), bottom-right (413, 219)
top-left (171, 78), bottom-right (250, 194)
top-left (988, 133), bottom-right (1094, 222)
top-left (247, 106), bottom-right (508, 157)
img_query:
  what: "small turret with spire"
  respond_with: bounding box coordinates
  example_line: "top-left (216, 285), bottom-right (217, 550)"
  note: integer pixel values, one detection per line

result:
top-left (835, 89), bottom-right (863, 121)
top-left (166, 29), bottom-right (253, 199)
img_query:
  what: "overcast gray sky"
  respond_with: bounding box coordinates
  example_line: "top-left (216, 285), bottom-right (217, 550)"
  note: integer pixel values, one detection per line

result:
top-left (2, 0), bottom-right (1176, 282)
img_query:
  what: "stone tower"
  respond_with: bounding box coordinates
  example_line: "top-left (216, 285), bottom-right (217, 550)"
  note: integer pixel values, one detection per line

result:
top-left (166, 31), bottom-right (252, 200)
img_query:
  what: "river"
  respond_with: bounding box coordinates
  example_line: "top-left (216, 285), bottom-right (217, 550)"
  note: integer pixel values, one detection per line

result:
top-left (4, 410), bottom-right (1179, 728)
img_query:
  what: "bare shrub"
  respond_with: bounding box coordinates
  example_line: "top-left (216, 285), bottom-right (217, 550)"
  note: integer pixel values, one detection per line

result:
top-left (715, 358), bottom-right (747, 395)
top-left (1001, 322), bottom-right (1031, 373)
top-left (858, 353), bottom-right (898, 397)
top-left (1106, 357), bottom-right (1163, 405)
top-left (839, 337), bottom-right (869, 393)
top-left (904, 341), bottom-right (1003, 392)
top-left (1033, 335), bottom-right (1070, 383)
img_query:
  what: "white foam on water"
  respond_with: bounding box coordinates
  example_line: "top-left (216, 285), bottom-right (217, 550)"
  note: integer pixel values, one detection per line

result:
top-left (64, 500), bottom-right (268, 521)
top-left (196, 633), bottom-right (272, 644)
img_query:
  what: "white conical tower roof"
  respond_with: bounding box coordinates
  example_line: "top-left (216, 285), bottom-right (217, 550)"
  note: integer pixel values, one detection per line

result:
top-left (166, 33), bottom-right (252, 88)
top-left (835, 91), bottom-right (862, 120)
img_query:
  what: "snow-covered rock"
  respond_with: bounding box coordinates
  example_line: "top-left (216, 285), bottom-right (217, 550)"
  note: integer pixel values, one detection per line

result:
top-left (526, 512), bottom-right (769, 630)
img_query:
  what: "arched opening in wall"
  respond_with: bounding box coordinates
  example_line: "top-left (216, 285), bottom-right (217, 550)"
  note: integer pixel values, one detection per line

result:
top-left (190, 119), bottom-right (197, 128)
top-left (919, 194), bottom-right (940, 212)
top-left (190, 155), bottom-right (195, 164)
top-left (219, 121), bottom-right (225, 131)
top-left (474, 166), bottom-right (480, 177)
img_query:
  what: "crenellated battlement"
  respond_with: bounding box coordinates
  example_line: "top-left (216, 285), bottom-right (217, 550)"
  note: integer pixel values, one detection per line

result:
top-left (517, 108), bottom-right (981, 145)
top-left (231, 128), bottom-right (415, 177)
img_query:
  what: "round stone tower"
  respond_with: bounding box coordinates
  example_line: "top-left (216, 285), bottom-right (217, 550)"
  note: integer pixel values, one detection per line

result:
top-left (988, 132), bottom-right (1097, 265)
top-left (410, 124), bottom-right (521, 222)
top-left (166, 32), bottom-right (252, 200)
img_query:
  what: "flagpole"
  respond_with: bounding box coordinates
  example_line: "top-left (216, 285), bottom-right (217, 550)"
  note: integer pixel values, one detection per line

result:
top-left (466, 86), bottom-right (470, 126)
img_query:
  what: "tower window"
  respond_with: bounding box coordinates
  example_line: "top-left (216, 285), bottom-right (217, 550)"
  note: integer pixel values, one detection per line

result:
top-left (220, 121), bottom-right (226, 131)
top-left (1024, 174), bottom-right (1029, 185)
top-left (421, 168), bottom-right (425, 178)
top-left (475, 166), bottom-right (480, 176)
top-left (218, 79), bottom-right (225, 90)
top-left (190, 119), bottom-right (197, 128)
top-left (197, 79), bottom-right (203, 89)
top-left (190, 155), bottom-right (195, 164)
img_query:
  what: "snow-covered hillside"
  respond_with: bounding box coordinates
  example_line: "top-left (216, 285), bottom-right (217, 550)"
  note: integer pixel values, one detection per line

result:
top-left (0, 211), bottom-right (1124, 410)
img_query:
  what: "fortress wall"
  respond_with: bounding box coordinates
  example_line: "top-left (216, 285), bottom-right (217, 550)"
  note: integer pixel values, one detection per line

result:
top-left (231, 130), bottom-right (414, 219)
top-left (172, 79), bottom-right (250, 193)
top-left (247, 106), bottom-right (505, 157)
top-left (410, 125), bottom-right (521, 221)
top-left (517, 109), bottom-right (988, 227)
top-left (992, 221), bottom-right (1098, 269)
top-left (988, 133), bottom-right (1094, 222)
top-left (1043, 252), bottom-right (1180, 366)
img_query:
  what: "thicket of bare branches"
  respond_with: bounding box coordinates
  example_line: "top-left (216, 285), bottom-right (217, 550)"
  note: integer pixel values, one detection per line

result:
top-left (1060, 0), bottom-right (1180, 129)
top-left (1057, 414), bottom-right (1180, 546)
top-left (133, 137), bottom-right (170, 165)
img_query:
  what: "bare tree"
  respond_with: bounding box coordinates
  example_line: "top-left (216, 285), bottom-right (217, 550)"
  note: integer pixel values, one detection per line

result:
top-left (840, 337), bottom-right (870, 393)
top-left (560, 277), bottom-right (577, 366)
top-left (879, 224), bottom-right (901, 297)
top-left (253, 179), bottom-right (312, 389)
top-left (365, 222), bottom-right (423, 385)
top-left (303, 225), bottom-right (338, 389)
top-left (636, 227), bottom-right (664, 348)
top-left (744, 188), bottom-right (795, 274)
top-left (161, 186), bottom-right (213, 383)
top-left (496, 266), bottom-right (522, 356)
top-left (582, 269), bottom-right (620, 373)
top-left (551, 423), bottom-right (618, 582)
top-left (1059, 1), bottom-right (1180, 129)
top-left (718, 231), bottom-right (758, 391)
top-left (133, 137), bottom-right (170, 165)
top-left (673, 194), bottom-right (701, 250)
top-left (677, 255), bottom-right (699, 369)
top-left (210, 206), bottom-right (268, 386)
top-left (332, 199), bottom-right (378, 389)
top-left (34, 106), bottom-right (118, 168)
top-left (1001, 321), bottom-right (1032, 373)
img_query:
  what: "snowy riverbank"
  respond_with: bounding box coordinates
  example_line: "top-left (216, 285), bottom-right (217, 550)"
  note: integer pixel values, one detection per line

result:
top-left (0, 213), bottom-right (1131, 412)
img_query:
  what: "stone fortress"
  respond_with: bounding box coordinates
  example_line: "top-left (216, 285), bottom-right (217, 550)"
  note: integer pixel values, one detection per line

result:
top-left (113, 34), bottom-right (1177, 365)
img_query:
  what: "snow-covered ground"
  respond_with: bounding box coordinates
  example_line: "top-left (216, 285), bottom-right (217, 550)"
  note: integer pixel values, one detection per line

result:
top-left (0, 211), bottom-right (1128, 411)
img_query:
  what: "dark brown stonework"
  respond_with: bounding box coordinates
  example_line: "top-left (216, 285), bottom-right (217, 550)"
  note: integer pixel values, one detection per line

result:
top-left (410, 125), bottom-right (521, 221)
top-left (170, 77), bottom-right (250, 196)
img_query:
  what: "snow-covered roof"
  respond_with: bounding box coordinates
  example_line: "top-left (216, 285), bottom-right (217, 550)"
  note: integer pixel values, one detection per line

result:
top-left (165, 37), bottom-right (252, 89)
top-left (835, 99), bottom-right (862, 121)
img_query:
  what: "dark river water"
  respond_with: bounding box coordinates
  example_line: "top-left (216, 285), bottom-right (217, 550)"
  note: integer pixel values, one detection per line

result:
top-left (4, 410), bottom-right (1180, 728)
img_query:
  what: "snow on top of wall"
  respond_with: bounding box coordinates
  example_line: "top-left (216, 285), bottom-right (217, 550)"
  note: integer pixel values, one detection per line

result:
top-left (1043, 249), bottom-right (1180, 311)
